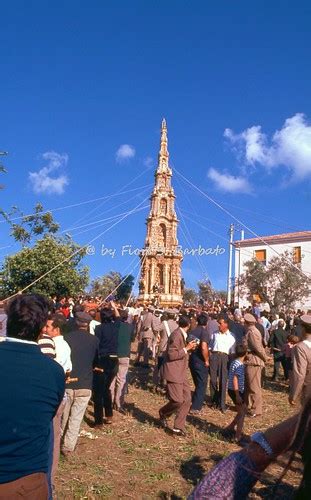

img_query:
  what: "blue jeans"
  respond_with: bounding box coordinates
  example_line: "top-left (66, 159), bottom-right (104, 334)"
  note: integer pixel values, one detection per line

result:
top-left (189, 355), bottom-right (209, 411)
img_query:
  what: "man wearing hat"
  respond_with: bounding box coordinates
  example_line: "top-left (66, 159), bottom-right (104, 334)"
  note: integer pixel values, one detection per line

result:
top-left (135, 305), bottom-right (154, 368)
top-left (289, 314), bottom-right (311, 406)
top-left (243, 313), bottom-right (267, 417)
top-left (61, 311), bottom-right (99, 455)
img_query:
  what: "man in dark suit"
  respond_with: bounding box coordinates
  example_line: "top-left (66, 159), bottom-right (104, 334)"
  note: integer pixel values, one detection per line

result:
top-left (188, 313), bottom-right (210, 413)
top-left (269, 319), bottom-right (288, 380)
top-left (159, 316), bottom-right (197, 436)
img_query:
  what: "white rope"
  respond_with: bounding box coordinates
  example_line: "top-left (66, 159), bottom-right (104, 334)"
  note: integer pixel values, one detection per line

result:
top-left (61, 205), bottom-right (149, 234)
top-left (180, 208), bottom-right (231, 229)
top-left (179, 211), bottom-right (229, 243)
top-left (173, 167), bottom-right (310, 280)
top-left (65, 166), bottom-right (153, 230)
top-left (0, 184), bottom-right (151, 224)
top-left (63, 206), bottom-right (149, 238)
top-left (181, 208), bottom-right (311, 255)
top-left (176, 177), bottom-right (217, 281)
top-left (65, 185), bottom-right (151, 233)
top-left (62, 183), bottom-right (151, 233)
top-left (220, 200), bottom-right (301, 233)
top-left (99, 255), bottom-right (142, 305)
top-left (175, 201), bottom-right (210, 281)
top-left (4, 195), bottom-right (150, 301)
top-left (125, 252), bottom-right (147, 306)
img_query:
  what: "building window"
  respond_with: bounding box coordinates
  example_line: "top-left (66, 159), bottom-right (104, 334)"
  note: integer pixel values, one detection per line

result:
top-left (293, 246), bottom-right (301, 264)
top-left (255, 249), bottom-right (266, 266)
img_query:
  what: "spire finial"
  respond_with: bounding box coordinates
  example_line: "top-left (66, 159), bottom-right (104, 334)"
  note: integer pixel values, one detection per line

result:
top-left (157, 118), bottom-right (169, 172)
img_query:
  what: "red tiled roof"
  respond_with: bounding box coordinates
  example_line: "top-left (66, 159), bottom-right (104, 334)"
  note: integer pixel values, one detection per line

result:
top-left (234, 231), bottom-right (311, 247)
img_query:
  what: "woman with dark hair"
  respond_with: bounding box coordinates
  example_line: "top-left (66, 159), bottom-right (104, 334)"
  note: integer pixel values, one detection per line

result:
top-left (188, 397), bottom-right (311, 499)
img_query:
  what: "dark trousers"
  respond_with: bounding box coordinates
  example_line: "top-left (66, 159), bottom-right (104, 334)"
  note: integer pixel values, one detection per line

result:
top-left (273, 355), bottom-right (288, 380)
top-left (189, 355), bottom-right (209, 411)
top-left (209, 352), bottom-right (228, 411)
top-left (93, 357), bottom-right (119, 423)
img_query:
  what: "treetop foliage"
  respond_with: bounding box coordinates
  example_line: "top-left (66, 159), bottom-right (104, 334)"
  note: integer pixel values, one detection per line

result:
top-left (239, 251), bottom-right (310, 310)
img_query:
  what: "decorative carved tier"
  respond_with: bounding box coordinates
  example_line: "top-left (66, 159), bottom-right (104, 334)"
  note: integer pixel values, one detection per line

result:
top-left (138, 119), bottom-right (183, 306)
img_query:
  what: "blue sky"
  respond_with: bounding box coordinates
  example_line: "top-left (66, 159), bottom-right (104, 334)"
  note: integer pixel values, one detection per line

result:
top-left (1, 1), bottom-right (311, 292)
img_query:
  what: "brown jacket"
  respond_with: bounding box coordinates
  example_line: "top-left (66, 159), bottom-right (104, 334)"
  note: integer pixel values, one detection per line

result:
top-left (289, 339), bottom-right (311, 405)
top-left (162, 328), bottom-right (188, 383)
top-left (244, 324), bottom-right (267, 367)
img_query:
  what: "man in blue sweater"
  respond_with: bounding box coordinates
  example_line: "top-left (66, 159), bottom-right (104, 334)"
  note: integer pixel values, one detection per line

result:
top-left (0, 294), bottom-right (65, 499)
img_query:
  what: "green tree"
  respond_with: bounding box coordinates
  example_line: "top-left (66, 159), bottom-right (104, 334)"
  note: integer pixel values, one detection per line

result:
top-left (182, 287), bottom-right (198, 304)
top-left (116, 274), bottom-right (135, 302)
top-left (0, 234), bottom-right (89, 299)
top-left (198, 279), bottom-right (215, 303)
top-left (90, 271), bottom-right (134, 302)
top-left (239, 251), bottom-right (311, 310)
top-left (90, 271), bottom-right (122, 299)
top-left (215, 290), bottom-right (227, 302)
top-left (1, 202), bottom-right (59, 246)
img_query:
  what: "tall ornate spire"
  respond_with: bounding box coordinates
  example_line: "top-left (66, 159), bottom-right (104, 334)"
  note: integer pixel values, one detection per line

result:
top-left (157, 118), bottom-right (170, 173)
top-left (138, 119), bottom-right (183, 307)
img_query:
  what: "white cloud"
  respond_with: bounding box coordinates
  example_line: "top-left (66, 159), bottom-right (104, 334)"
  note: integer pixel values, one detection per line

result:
top-left (116, 144), bottom-right (135, 163)
top-left (225, 113), bottom-right (311, 180)
top-left (207, 167), bottom-right (252, 193)
top-left (143, 156), bottom-right (153, 168)
top-left (29, 151), bottom-right (69, 195)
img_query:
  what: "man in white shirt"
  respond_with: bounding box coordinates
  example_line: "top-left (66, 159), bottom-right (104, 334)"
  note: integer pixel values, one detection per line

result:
top-left (88, 309), bottom-right (101, 335)
top-left (209, 317), bottom-right (236, 413)
top-left (45, 314), bottom-right (72, 479)
top-left (46, 315), bottom-right (72, 373)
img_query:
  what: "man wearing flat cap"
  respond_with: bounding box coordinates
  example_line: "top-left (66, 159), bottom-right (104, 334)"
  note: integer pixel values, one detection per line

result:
top-left (243, 313), bottom-right (267, 417)
top-left (61, 311), bottom-right (99, 455)
top-left (289, 314), bottom-right (311, 406)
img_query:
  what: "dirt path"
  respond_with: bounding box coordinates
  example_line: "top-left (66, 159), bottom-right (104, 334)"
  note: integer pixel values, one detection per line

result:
top-left (55, 361), bottom-right (302, 499)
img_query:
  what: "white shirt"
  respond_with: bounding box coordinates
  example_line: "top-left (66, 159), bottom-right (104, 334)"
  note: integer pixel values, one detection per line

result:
top-left (211, 330), bottom-right (236, 355)
top-left (53, 335), bottom-right (72, 372)
top-left (89, 319), bottom-right (101, 335)
top-left (180, 327), bottom-right (188, 343)
top-left (303, 340), bottom-right (311, 349)
top-left (179, 327), bottom-right (189, 354)
top-left (261, 316), bottom-right (271, 330)
top-left (271, 319), bottom-right (279, 331)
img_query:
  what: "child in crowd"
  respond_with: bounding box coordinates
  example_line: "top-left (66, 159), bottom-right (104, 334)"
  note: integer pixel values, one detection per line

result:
top-left (225, 344), bottom-right (247, 443)
top-left (284, 334), bottom-right (300, 380)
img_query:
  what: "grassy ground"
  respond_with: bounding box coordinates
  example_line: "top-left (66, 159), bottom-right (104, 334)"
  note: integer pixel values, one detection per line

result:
top-left (55, 357), bottom-right (302, 499)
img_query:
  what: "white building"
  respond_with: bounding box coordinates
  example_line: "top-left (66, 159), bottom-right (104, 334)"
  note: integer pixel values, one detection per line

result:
top-left (233, 231), bottom-right (311, 311)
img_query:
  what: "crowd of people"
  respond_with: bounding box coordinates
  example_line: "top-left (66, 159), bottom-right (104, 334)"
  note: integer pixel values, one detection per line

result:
top-left (0, 293), bottom-right (310, 498)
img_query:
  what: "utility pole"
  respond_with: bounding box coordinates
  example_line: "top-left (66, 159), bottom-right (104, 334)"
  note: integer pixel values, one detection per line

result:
top-left (227, 223), bottom-right (234, 305)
